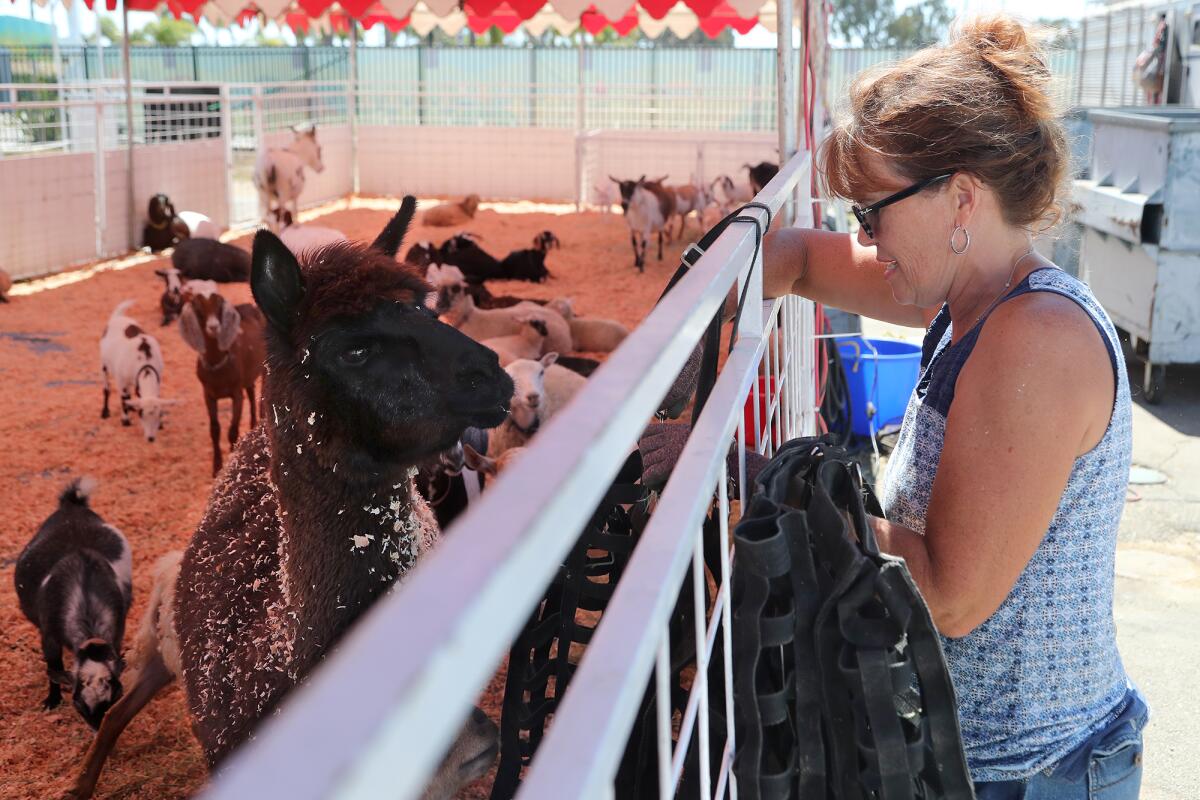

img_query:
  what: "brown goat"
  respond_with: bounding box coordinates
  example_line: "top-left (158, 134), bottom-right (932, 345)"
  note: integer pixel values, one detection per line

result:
top-left (177, 280), bottom-right (266, 476)
top-left (173, 197), bottom-right (512, 785)
top-left (423, 194), bottom-right (481, 227)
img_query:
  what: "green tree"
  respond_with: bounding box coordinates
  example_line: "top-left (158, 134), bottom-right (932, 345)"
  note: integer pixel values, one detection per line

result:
top-left (141, 14), bottom-right (198, 47)
top-left (89, 13), bottom-right (196, 46)
top-left (832, 0), bottom-right (895, 47)
top-left (886, 0), bottom-right (952, 47)
top-left (89, 15), bottom-right (140, 45)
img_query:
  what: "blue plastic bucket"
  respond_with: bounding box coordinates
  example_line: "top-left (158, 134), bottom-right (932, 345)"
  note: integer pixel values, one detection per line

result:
top-left (835, 337), bottom-right (921, 437)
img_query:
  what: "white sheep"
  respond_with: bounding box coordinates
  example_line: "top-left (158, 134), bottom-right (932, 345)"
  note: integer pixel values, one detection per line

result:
top-left (99, 300), bottom-right (173, 442)
top-left (435, 269), bottom-right (573, 356)
top-left (488, 353), bottom-right (586, 456)
top-left (545, 297), bottom-right (629, 353)
top-left (481, 314), bottom-right (549, 365)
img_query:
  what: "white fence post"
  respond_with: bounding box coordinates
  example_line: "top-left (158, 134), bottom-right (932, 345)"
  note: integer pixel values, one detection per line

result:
top-left (220, 84), bottom-right (234, 231)
top-left (349, 29), bottom-right (359, 195)
top-left (94, 98), bottom-right (106, 258)
top-left (252, 84), bottom-right (265, 147)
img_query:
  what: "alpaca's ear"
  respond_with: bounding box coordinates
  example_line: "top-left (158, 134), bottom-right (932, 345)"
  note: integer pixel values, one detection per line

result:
top-left (252, 230), bottom-right (305, 335)
top-left (372, 195), bottom-right (417, 258)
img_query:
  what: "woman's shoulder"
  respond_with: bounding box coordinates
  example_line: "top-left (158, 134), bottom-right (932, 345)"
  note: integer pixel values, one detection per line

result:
top-left (964, 273), bottom-right (1118, 451)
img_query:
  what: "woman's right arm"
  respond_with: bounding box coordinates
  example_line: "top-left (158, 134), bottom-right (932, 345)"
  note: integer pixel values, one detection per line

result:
top-left (749, 227), bottom-right (932, 329)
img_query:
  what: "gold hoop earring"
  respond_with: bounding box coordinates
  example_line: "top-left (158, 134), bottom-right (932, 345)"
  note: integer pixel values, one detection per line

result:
top-left (950, 226), bottom-right (971, 255)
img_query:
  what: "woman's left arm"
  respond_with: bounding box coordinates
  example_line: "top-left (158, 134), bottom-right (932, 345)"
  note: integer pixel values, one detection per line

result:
top-left (873, 294), bottom-right (1117, 638)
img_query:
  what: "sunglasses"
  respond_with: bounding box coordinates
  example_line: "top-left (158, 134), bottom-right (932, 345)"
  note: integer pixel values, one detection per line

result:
top-left (852, 173), bottom-right (954, 240)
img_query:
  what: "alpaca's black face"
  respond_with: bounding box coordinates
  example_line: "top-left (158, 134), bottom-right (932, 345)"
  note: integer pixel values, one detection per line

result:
top-left (307, 301), bottom-right (512, 465)
top-left (253, 196), bottom-right (511, 472)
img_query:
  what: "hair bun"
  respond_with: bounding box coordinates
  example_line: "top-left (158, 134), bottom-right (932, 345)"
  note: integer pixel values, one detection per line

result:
top-left (956, 14), bottom-right (1037, 54)
top-left (954, 15), bottom-right (1052, 114)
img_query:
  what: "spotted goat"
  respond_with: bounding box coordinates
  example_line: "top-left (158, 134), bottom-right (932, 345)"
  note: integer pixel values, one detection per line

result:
top-left (100, 300), bottom-right (175, 442)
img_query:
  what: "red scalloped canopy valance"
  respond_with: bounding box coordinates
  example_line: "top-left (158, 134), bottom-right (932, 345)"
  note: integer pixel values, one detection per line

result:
top-left (64, 0), bottom-right (762, 38)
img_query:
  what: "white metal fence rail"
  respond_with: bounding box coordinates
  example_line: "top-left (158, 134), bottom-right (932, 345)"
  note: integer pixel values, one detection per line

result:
top-left (198, 150), bottom-right (815, 800)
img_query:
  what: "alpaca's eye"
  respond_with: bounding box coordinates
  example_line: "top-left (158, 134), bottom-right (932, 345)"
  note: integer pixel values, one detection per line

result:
top-left (339, 346), bottom-right (370, 366)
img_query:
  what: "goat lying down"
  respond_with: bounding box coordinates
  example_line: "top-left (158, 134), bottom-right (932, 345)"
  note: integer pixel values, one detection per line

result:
top-left (423, 194), bottom-right (480, 227)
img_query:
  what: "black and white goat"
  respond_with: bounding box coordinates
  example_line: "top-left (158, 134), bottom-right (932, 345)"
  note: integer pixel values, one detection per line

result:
top-left (100, 300), bottom-right (173, 442)
top-left (14, 478), bottom-right (132, 729)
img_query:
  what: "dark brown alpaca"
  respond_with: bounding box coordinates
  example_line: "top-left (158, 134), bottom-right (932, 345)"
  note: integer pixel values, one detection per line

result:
top-left (177, 281), bottom-right (266, 476)
top-left (174, 197), bottom-right (512, 777)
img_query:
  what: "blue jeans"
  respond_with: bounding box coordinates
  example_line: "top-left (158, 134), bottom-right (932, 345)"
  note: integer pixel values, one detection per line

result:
top-left (974, 691), bottom-right (1148, 800)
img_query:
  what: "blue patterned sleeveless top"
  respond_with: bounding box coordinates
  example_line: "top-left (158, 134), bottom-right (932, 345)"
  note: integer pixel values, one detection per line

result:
top-left (881, 268), bottom-right (1135, 781)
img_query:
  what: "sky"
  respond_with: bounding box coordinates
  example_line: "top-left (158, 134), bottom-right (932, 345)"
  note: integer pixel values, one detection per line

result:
top-left (1, 0), bottom-right (1092, 47)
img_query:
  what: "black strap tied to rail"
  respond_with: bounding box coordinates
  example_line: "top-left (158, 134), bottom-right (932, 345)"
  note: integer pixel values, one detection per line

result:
top-left (732, 436), bottom-right (976, 800)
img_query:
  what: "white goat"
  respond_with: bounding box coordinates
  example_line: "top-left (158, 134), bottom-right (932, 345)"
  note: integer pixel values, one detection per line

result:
top-left (252, 124), bottom-right (325, 233)
top-left (545, 297), bottom-right (629, 353)
top-left (710, 174), bottom-right (754, 214)
top-left (488, 353), bottom-right (586, 456)
top-left (99, 301), bottom-right (172, 442)
top-left (481, 315), bottom-right (549, 365)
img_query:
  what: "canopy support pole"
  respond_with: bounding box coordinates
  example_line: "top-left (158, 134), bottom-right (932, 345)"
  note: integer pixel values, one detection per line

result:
top-left (122, 0), bottom-right (136, 250)
top-left (349, 21), bottom-right (359, 195)
top-left (776, 0), bottom-right (796, 227)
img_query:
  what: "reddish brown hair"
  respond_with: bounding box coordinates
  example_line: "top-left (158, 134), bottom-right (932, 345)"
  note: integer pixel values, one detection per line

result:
top-left (818, 15), bottom-right (1068, 230)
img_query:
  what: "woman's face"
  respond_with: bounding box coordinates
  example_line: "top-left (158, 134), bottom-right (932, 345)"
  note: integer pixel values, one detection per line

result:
top-left (854, 156), bottom-right (957, 308)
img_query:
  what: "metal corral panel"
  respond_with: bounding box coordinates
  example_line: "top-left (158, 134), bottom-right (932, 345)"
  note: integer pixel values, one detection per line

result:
top-left (1088, 109), bottom-right (1200, 251)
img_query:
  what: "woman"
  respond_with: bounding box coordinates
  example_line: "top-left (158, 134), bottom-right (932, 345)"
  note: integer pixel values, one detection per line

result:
top-left (775, 16), bottom-right (1147, 798)
top-left (644, 14), bottom-right (1148, 799)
